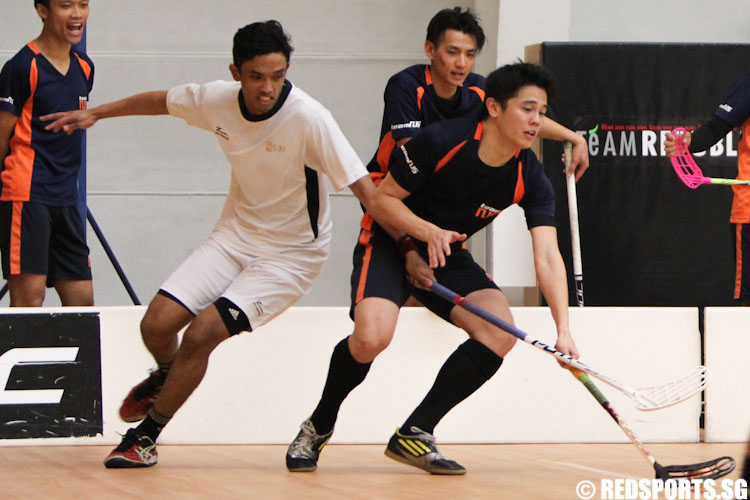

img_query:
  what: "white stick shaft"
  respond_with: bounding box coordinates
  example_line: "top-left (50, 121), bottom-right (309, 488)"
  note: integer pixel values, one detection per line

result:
top-left (564, 141), bottom-right (584, 306)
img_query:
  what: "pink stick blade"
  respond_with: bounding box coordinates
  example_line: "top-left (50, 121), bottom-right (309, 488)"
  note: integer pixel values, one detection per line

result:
top-left (672, 155), bottom-right (709, 189)
top-left (670, 127), bottom-right (710, 189)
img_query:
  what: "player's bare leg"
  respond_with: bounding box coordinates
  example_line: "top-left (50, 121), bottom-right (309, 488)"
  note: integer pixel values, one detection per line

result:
top-left (55, 278), bottom-right (93, 306)
top-left (140, 293), bottom-right (193, 364)
top-left (7, 273), bottom-right (47, 306)
top-left (348, 297), bottom-right (400, 362)
top-left (117, 294), bottom-right (192, 422)
top-left (451, 288), bottom-right (517, 357)
top-left (152, 305), bottom-right (230, 417)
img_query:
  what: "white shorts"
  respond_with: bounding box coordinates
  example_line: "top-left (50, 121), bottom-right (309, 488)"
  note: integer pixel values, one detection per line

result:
top-left (160, 231), bottom-right (328, 331)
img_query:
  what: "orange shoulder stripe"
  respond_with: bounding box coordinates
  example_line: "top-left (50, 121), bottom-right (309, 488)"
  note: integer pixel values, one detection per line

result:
top-left (474, 122), bottom-right (483, 140)
top-left (468, 86), bottom-right (485, 102)
top-left (435, 140), bottom-right (467, 173)
top-left (73, 53), bottom-right (92, 81)
top-left (512, 160), bottom-right (525, 204)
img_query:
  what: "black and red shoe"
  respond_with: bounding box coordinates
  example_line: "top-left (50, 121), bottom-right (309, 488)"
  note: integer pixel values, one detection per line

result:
top-left (118, 369), bottom-right (167, 423)
top-left (104, 428), bottom-right (158, 468)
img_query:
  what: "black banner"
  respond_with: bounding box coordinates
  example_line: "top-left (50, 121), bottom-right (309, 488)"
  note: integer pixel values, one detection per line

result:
top-left (540, 43), bottom-right (750, 306)
top-left (0, 313), bottom-right (102, 439)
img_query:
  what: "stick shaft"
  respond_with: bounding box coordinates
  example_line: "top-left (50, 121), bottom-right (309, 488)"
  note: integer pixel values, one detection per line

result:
top-left (564, 141), bottom-right (584, 306)
top-left (709, 177), bottom-right (750, 185)
top-left (429, 281), bottom-right (632, 396)
top-left (571, 369), bottom-right (657, 466)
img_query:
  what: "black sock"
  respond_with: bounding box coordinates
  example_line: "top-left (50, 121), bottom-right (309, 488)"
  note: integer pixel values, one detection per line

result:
top-left (136, 407), bottom-right (171, 443)
top-left (309, 337), bottom-right (371, 435)
top-left (400, 338), bottom-right (503, 435)
top-left (157, 362), bottom-right (171, 377)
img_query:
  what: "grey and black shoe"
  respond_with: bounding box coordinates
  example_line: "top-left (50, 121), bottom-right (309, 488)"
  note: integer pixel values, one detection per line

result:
top-left (286, 419), bottom-right (333, 472)
top-left (385, 426), bottom-right (466, 475)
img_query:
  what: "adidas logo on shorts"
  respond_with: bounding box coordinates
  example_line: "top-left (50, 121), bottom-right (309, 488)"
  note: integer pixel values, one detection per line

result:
top-left (228, 308), bottom-right (240, 321)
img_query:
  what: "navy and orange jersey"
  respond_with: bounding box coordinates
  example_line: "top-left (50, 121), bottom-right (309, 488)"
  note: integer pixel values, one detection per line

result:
top-left (389, 117), bottom-right (556, 241)
top-left (0, 42), bottom-right (94, 206)
top-left (714, 74), bottom-right (750, 223)
top-left (365, 64), bottom-right (485, 185)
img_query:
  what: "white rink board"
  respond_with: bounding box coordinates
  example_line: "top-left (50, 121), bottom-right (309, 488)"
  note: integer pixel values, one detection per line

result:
top-left (0, 306), bottom-right (700, 446)
top-left (704, 307), bottom-right (750, 442)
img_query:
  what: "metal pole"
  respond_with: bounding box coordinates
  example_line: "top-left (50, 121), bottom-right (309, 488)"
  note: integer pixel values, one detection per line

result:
top-left (87, 208), bottom-right (141, 305)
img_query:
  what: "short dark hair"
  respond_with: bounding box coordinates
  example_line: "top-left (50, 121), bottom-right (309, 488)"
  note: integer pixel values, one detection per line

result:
top-left (479, 62), bottom-right (556, 120)
top-left (34, 0), bottom-right (49, 7)
top-left (426, 7), bottom-right (485, 52)
top-left (232, 21), bottom-right (293, 68)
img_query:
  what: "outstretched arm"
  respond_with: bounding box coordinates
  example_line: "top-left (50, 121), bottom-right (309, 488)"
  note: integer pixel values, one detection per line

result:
top-left (42, 91), bottom-right (169, 134)
top-left (539, 118), bottom-right (589, 181)
top-left (530, 225), bottom-right (579, 363)
top-left (666, 116), bottom-right (734, 157)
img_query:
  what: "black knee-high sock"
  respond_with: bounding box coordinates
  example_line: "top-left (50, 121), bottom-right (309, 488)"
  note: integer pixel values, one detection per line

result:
top-left (136, 406), bottom-right (171, 443)
top-left (400, 338), bottom-right (503, 435)
top-left (309, 337), bottom-right (372, 435)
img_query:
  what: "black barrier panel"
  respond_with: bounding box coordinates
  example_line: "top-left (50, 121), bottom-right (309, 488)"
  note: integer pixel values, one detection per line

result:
top-left (540, 43), bottom-right (750, 306)
top-left (0, 313), bottom-right (102, 439)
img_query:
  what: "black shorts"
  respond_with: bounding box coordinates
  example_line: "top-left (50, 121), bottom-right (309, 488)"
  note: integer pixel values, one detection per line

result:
top-left (350, 223), bottom-right (498, 321)
top-left (732, 223), bottom-right (750, 300)
top-left (0, 201), bottom-right (91, 286)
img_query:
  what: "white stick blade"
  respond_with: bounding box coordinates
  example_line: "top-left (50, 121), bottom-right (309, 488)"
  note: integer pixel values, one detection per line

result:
top-left (632, 366), bottom-right (710, 411)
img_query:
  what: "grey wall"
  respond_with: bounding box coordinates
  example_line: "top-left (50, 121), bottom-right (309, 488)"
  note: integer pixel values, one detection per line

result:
top-left (569, 0), bottom-right (750, 43)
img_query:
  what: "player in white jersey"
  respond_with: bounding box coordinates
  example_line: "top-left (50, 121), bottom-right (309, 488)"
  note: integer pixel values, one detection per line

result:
top-left (43, 20), bottom-right (373, 468)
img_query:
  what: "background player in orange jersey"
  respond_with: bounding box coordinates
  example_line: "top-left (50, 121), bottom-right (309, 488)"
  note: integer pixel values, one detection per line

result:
top-left (0, 0), bottom-right (94, 307)
top-left (666, 75), bottom-right (750, 305)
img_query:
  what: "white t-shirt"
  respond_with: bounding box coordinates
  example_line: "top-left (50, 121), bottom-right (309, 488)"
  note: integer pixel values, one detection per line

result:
top-left (166, 80), bottom-right (367, 256)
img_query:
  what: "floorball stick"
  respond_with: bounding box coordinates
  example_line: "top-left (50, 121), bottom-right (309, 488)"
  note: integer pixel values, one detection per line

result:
top-left (570, 368), bottom-right (735, 480)
top-left (429, 281), bottom-right (710, 411)
top-left (671, 127), bottom-right (750, 188)
top-left (564, 141), bottom-right (584, 306)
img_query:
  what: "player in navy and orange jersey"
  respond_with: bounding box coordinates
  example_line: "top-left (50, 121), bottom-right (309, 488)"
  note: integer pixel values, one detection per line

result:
top-left (0, 0), bottom-right (93, 307)
top-left (666, 75), bottom-right (750, 304)
top-left (287, 7), bottom-right (586, 474)
top-left (372, 62), bottom-right (578, 474)
top-left (365, 64), bottom-right (485, 186)
top-left (365, 7), bottom-right (589, 190)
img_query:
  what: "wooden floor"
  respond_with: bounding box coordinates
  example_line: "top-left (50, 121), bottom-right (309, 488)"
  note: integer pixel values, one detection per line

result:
top-left (2, 442), bottom-right (745, 499)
